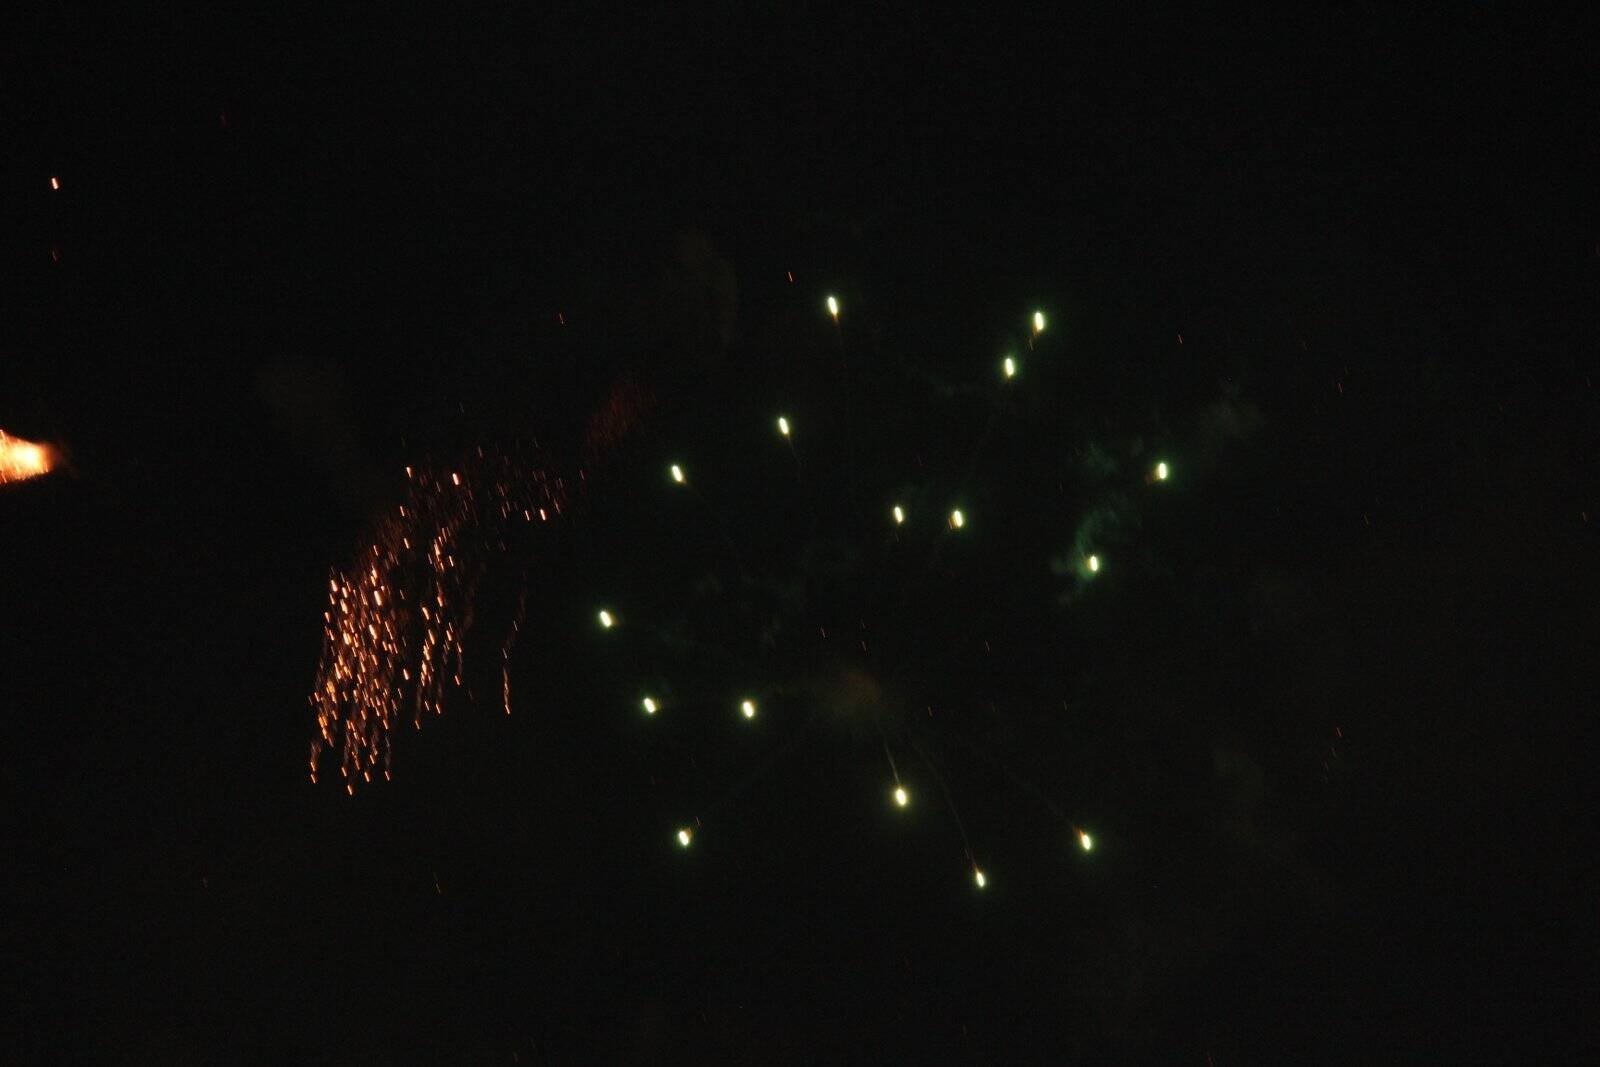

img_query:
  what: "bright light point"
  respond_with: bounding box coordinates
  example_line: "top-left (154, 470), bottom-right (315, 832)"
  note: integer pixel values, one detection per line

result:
top-left (50, 176), bottom-right (60, 191)
top-left (1002, 356), bottom-right (1017, 379)
top-left (949, 509), bottom-right (965, 529)
top-left (740, 699), bottom-right (757, 719)
top-left (669, 464), bottom-right (685, 484)
top-left (1079, 831), bottom-right (1094, 852)
top-left (974, 868), bottom-right (987, 888)
top-left (892, 505), bottom-right (905, 525)
top-left (642, 697), bottom-right (658, 715)
top-left (1155, 461), bottom-right (1169, 481)
top-left (893, 786), bottom-right (909, 808)
top-left (777, 416), bottom-right (790, 436)
top-left (1087, 554), bottom-right (1100, 573)
top-left (597, 609), bottom-right (615, 629)
top-left (1032, 310), bottom-right (1046, 333)
top-left (677, 828), bottom-right (692, 847)
top-left (826, 295), bottom-right (839, 318)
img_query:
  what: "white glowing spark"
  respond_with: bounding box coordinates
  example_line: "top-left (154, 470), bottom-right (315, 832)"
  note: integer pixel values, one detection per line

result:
top-left (642, 696), bottom-right (658, 715)
top-left (1079, 830), bottom-right (1093, 851)
top-left (1155, 461), bottom-right (1169, 481)
top-left (949, 509), bottom-right (965, 529)
top-left (974, 868), bottom-right (987, 888)
top-left (1087, 554), bottom-right (1100, 573)
top-left (598, 609), bottom-right (615, 629)
top-left (1032, 310), bottom-right (1046, 334)
top-left (669, 463), bottom-right (685, 484)
top-left (677, 828), bottom-right (692, 847)
top-left (826, 295), bottom-right (840, 319)
top-left (777, 416), bottom-right (791, 437)
top-left (893, 786), bottom-right (909, 808)
top-left (740, 699), bottom-right (757, 719)
top-left (892, 504), bottom-right (905, 525)
top-left (1002, 356), bottom-right (1017, 379)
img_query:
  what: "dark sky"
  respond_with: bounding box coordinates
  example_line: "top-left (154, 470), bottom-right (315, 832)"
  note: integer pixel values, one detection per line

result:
top-left (4, 6), bottom-right (1597, 1061)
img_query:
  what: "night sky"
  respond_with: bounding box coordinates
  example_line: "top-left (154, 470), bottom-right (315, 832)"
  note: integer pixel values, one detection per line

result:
top-left (4, 7), bottom-right (1597, 1062)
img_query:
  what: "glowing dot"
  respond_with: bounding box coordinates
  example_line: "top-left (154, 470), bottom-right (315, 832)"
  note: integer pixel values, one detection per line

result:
top-left (892, 504), bottom-right (905, 525)
top-left (642, 696), bottom-right (658, 715)
top-left (826, 295), bottom-right (840, 319)
top-left (49, 176), bottom-right (60, 191)
top-left (1079, 830), bottom-right (1094, 852)
top-left (974, 868), bottom-right (987, 889)
top-left (1155, 461), bottom-right (1169, 481)
top-left (1032, 310), bottom-right (1046, 333)
top-left (893, 786), bottom-right (909, 808)
top-left (597, 609), bottom-right (615, 629)
top-left (949, 509), bottom-right (965, 529)
top-left (1087, 554), bottom-right (1100, 573)
top-left (1002, 356), bottom-right (1017, 379)
top-left (669, 464), bottom-right (685, 484)
top-left (777, 415), bottom-right (790, 436)
top-left (740, 699), bottom-right (757, 719)
top-left (677, 828), bottom-right (692, 847)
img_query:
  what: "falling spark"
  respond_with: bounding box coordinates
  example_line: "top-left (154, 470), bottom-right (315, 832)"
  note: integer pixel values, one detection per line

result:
top-left (642, 696), bottom-right (658, 715)
top-left (307, 448), bottom-right (567, 791)
top-left (0, 430), bottom-right (57, 486)
top-left (949, 509), bottom-right (965, 530)
top-left (776, 416), bottom-right (791, 437)
top-left (1154, 461), bottom-right (1169, 481)
top-left (893, 786), bottom-right (909, 808)
top-left (1078, 830), bottom-right (1093, 851)
top-left (973, 867), bottom-right (987, 888)
top-left (892, 504), bottom-right (905, 525)
top-left (826, 295), bottom-right (840, 319)
top-left (50, 176), bottom-right (60, 191)
top-left (670, 463), bottom-right (685, 484)
top-left (677, 828), bottom-right (693, 847)
top-left (1031, 310), bottom-right (1046, 334)
top-left (740, 699), bottom-right (757, 719)
top-left (1087, 554), bottom-right (1100, 573)
top-left (1002, 356), bottom-right (1017, 379)
top-left (598, 609), bottom-right (615, 629)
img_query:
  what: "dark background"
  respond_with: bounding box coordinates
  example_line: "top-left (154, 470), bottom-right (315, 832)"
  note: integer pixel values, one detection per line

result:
top-left (3, 5), bottom-right (1597, 1061)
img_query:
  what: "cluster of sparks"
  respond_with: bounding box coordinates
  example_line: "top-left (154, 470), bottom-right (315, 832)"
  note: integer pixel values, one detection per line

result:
top-left (616, 299), bottom-right (1164, 888)
top-left (306, 293), bottom-right (1172, 890)
top-left (0, 429), bottom-right (56, 486)
top-left (308, 448), bottom-right (568, 792)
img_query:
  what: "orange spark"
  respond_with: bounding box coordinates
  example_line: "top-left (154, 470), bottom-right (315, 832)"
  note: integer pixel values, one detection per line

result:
top-left (0, 430), bottom-right (56, 486)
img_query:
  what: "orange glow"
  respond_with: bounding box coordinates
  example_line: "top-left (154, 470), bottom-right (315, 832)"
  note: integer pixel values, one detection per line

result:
top-left (0, 429), bottom-right (56, 486)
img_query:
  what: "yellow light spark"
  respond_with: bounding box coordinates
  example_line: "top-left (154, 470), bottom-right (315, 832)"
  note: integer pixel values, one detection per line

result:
top-left (642, 696), bottom-right (658, 715)
top-left (949, 509), bottom-right (965, 529)
top-left (777, 416), bottom-right (790, 436)
top-left (740, 698), bottom-right (757, 719)
top-left (1087, 554), bottom-right (1100, 573)
top-left (892, 504), bottom-right (905, 525)
top-left (893, 786), bottom-right (909, 808)
top-left (598, 609), bottom-right (615, 629)
top-left (1079, 830), bottom-right (1094, 851)
top-left (1002, 356), bottom-right (1017, 379)
top-left (826, 295), bottom-right (839, 319)
top-left (669, 463), bottom-right (685, 484)
top-left (1032, 310), bottom-right (1046, 334)
top-left (677, 828), bottom-right (692, 847)
top-left (1155, 461), bottom-right (1169, 481)
top-left (974, 868), bottom-right (987, 888)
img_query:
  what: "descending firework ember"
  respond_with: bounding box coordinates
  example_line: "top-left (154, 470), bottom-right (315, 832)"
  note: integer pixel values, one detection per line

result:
top-left (0, 429), bottom-right (56, 486)
top-left (308, 446), bottom-right (569, 791)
